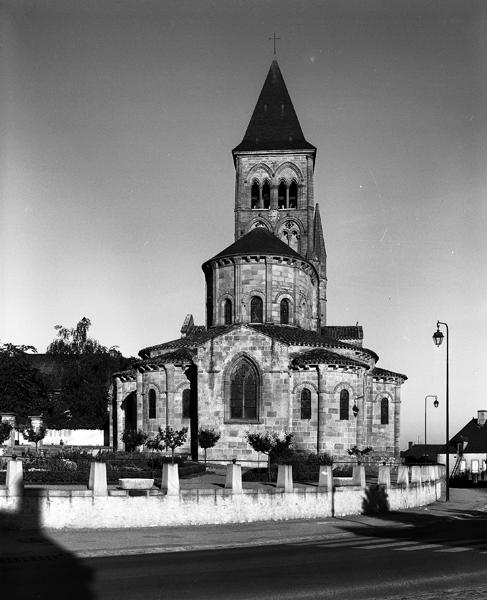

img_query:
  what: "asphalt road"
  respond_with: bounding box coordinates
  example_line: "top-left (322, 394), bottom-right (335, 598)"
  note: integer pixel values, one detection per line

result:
top-left (5, 517), bottom-right (487, 600)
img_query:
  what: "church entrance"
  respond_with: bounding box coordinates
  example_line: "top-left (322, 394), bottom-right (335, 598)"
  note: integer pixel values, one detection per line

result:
top-left (185, 364), bottom-right (199, 461)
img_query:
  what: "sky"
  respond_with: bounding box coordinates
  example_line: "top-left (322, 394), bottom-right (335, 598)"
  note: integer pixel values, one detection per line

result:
top-left (1, 0), bottom-right (486, 449)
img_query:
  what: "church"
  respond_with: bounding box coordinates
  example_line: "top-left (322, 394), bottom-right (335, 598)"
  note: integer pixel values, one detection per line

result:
top-left (109, 59), bottom-right (407, 463)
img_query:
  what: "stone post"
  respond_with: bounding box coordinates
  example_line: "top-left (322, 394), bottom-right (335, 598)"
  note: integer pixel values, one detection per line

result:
top-left (276, 464), bottom-right (293, 492)
top-left (162, 463), bottom-right (179, 495)
top-left (318, 465), bottom-right (333, 490)
top-left (225, 463), bottom-right (242, 494)
top-left (352, 464), bottom-right (366, 487)
top-left (88, 462), bottom-right (108, 496)
top-left (411, 465), bottom-right (422, 484)
top-left (420, 465), bottom-right (431, 483)
top-left (378, 465), bottom-right (391, 488)
top-left (6, 458), bottom-right (23, 495)
top-left (397, 465), bottom-right (409, 487)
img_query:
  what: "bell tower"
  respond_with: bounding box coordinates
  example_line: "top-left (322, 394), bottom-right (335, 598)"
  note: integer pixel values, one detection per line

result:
top-left (232, 59), bottom-right (327, 323)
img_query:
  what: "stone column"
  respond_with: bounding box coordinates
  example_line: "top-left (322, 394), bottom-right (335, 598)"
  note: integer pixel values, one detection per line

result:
top-left (116, 379), bottom-right (124, 450)
top-left (136, 370), bottom-right (143, 432)
top-left (306, 155), bottom-right (314, 255)
top-left (317, 365), bottom-right (327, 454)
top-left (265, 257), bottom-right (272, 323)
top-left (234, 259), bottom-right (241, 323)
top-left (393, 385), bottom-right (401, 460)
top-left (165, 364), bottom-right (175, 427)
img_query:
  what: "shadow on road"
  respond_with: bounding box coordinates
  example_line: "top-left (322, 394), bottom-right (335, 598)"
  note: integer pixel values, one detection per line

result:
top-left (1, 489), bottom-right (96, 599)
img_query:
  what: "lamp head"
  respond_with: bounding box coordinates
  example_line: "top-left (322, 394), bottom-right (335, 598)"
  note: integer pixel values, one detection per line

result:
top-left (352, 404), bottom-right (359, 418)
top-left (434, 398), bottom-right (439, 408)
top-left (433, 327), bottom-right (444, 347)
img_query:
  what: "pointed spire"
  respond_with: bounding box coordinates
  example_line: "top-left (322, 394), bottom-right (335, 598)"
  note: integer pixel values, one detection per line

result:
top-left (312, 204), bottom-right (327, 264)
top-left (233, 60), bottom-right (316, 156)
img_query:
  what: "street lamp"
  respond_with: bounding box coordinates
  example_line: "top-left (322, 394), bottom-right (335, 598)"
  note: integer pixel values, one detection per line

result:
top-left (424, 395), bottom-right (439, 462)
top-left (433, 320), bottom-right (450, 501)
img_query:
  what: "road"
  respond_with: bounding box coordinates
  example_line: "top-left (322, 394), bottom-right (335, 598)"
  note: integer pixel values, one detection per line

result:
top-left (5, 516), bottom-right (487, 600)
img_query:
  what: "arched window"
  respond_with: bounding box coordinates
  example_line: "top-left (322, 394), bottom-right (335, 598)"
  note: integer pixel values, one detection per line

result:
top-left (148, 389), bottom-right (156, 419)
top-left (224, 299), bottom-right (232, 325)
top-left (251, 182), bottom-right (259, 209)
top-left (280, 298), bottom-right (290, 325)
top-left (289, 181), bottom-right (298, 208)
top-left (262, 181), bottom-right (270, 209)
top-left (230, 360), bottom-right (258, 420)
top-left (278, 182), bottom-right (286, 209)
top-left (301, 388), bottom-right (311, 419)
top-left (381, 397), bottom-right (389, 425)
top-left (250, 296), bottom-right (263, 323)
top-left (340, 389), bottom-right (349, 420)
top-left (182, 388), bottom-right (191, 419)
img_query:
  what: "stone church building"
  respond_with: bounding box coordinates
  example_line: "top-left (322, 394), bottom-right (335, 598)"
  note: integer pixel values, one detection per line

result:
top-left (109, 60), bottom-right (407, 462)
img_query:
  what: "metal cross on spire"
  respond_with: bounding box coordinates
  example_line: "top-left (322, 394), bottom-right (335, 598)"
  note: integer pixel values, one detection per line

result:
top-left (268, 32), bottom-right (281, 56)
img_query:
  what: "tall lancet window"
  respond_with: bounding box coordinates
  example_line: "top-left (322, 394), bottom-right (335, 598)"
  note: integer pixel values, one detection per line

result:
top-left (250, 296), bottom-right (263, 323)
top-left (230, 360), bottom-right (258, 420)
top-left (340, 389), bottom-right (349, 420)
top-left (262, 181), bottom-right (270, 209)
top-left (381, 398), bottom-right (389, 425)
top-left (278, 182), bottom-right (286, 209)
top-left (224, 299), bottom-right (232, 325)
top-left (300, 388), bottom-right (312, 419)
top-left (251, 181), bottom-right (259, 209)
top-left (289, 181), bottom-right (298, 208)
top-left (280, 298), bottom-right (289, 325)
top-left (148, 389), bottom-right (156, 419)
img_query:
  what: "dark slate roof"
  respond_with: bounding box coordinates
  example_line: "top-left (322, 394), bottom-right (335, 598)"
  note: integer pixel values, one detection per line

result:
top-left (451, 418), bottom-right (487, 453)
top-left (401, 444), bottom-right (456, 459)
top-left (321, 325), bottom-right (363, 342)
top-left (141, 349), bottom-right (195, 367)
top-left (370, 366), bottom-right (408, 381)
top-left (290, 348), bottom-right (369, 369)
top-left (139, 323), bottom-right (379, 362)
top-left (232, 60), bottom-right (316, 155)
top-left (206, 227), bottom-right (303, 263)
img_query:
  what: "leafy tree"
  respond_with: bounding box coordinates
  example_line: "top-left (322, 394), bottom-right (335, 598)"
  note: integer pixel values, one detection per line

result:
top-left (246, 431), bottom-right (294, 481)
top-left (158, 426), bottom-right (188, 464)
top-left (347, 445), bottom-right (373, 464)
top-left (198, 428), bottom-right (221, 466)
top-left (45, 317), bottom-right (134, 429)
top-left (0, 420), bottom-right (13, 445)
top-left (21, 424), bottom-right (47, 453)
top-left (0, 343), bottom-right (49, 423)
top-left (122, 429), bottom-right (148, 452)
top-left (146, 435), bottom-right (163, 452)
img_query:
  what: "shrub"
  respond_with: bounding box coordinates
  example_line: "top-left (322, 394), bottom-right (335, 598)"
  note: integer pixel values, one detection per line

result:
top-left (157, 426), bottom-right (188, 464)
top-left (198, 428), bottom-right (221, 466)
top-left (122, 429), bottom-right (148, 452)
top-left (246, 431), bottom-right (293, 481)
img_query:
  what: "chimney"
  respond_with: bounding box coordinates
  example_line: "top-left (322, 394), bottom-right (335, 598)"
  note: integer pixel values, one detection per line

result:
top-left (478, 410), bottom-right (487, 427)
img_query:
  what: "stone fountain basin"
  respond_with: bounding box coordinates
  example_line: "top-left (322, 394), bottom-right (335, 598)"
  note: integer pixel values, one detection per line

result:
top-left (118, 478), bottom-right (154, 490)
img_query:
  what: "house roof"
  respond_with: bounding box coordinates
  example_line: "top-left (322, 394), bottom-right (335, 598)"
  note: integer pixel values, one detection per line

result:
top-left (139, 323), bottom-right (379, 362)
top-left (321, 325), bottom-right (363, 342)
top-left (205, 227), bottom-right (304, 263)
top-left (232, 60), bottom-right (316, 157)
top-left (450, 417), bottom-right (487, 453)
top-left (401, 444), bottom-right (456, 459)
top-left (290, 348), bottom-right (369, 369)
top-left (370, 366), bottom-right (408, 382)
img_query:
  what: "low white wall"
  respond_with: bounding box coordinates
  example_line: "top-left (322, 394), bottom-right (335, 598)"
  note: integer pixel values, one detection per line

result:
top-left (42, 429), bottom-right (104, 446)
top-left (0, 481), bottom-right (441, 530)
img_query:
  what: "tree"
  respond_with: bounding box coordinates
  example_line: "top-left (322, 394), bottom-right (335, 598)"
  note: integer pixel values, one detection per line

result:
top-left (0, 343), bottom-right (49, 423)
top-left (46, 317), bottom-right (134, 429)
top-left (347, 445), bottom-right (373, 464)
top-left (198, 428), bottom-right (221, 467)
top-left (122, 429), bottom-right (148, 452)
top-left (158, 426), bottom-right (188, 464)
top-left (246, 431), bottom-right (294, 481)
top-left (0, 420), bottom-right (13, 445)
top-left (21, 424), bottom-right (47, 453)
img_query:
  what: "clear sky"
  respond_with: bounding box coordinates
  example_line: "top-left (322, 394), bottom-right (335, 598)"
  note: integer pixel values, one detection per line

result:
top-left (1, 0), bottom-right (486, 449)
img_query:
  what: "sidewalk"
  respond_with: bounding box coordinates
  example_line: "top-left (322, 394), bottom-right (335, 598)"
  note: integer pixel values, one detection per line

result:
top-left (31, 486), bottom-right (487, 559)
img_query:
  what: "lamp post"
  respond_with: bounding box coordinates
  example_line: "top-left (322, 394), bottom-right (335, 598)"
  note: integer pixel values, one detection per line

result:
top-left (424, 395), bottom-right (439, 462)
top-left (433, 320), bottom-right (450, 501)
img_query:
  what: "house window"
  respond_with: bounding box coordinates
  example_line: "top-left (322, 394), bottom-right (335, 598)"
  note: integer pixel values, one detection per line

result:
top-left (251, 181), bottom-right (259, 209)
top-left (230, 360), bottom-right (258, 421)
top-left (280, 298), bottom-right (289, 324)
top-left (262, 181), bottom-right (270, 209)
top-left (289, 180), bottom-right (298, 208)
top-left (224, 299), bottom-right (232, 325)
top-left (182, 388), bottom-right (191, 419)
top-left (148, 389), bottom-right (156, 419)
top-left (381, 397), bottom-right (389, 425)
top-left (339, 389), bottom-right (349, 420)
top-left (301, 388), bottom-right (311, 419)
top-left (250, 296), bottom-right (263, 323)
